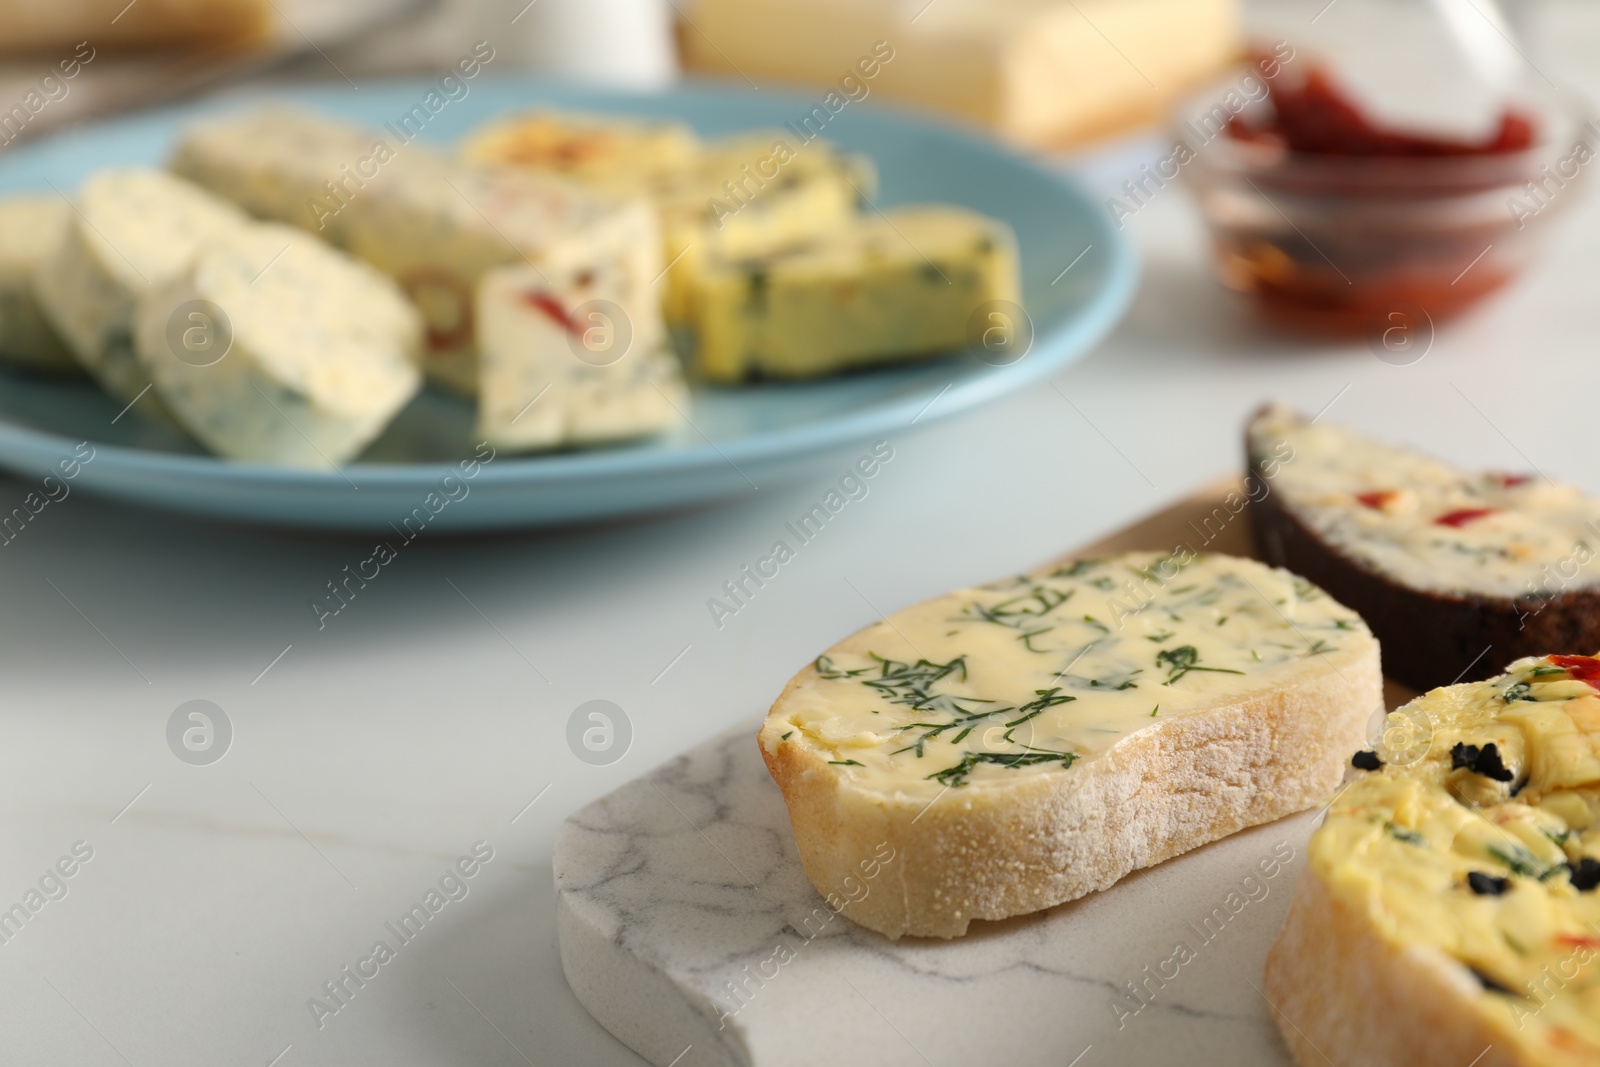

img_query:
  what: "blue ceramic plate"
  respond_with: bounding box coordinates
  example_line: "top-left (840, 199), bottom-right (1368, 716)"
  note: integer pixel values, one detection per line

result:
top-left (0, 79), bottom-right (1136, 531)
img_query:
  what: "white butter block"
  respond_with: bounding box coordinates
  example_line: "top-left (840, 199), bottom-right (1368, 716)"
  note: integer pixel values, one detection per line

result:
top-left (170, 107), bottom-right (661, 395)
top-left (34, 167), bottom-right (249, 404)
top-left (133, 224), bottom-right (422, 467)
top-left (0, 195), bottom-right (77, 374)
top-left (680, 0), bottom-right (1239, 147)
top-left (557, 721), bottom-right (1307, 1067)
top-left (476, 261), bottom-right (685, 452)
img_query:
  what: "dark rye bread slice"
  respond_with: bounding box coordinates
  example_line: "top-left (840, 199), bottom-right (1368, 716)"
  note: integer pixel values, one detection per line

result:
top-left (1246, 404), bottom-right (1600, 693)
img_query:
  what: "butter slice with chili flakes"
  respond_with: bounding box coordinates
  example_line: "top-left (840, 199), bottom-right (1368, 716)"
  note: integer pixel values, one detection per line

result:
top-left (1255, 404), bottom-right (1600, 600)
top-left (1270, 653), bottom-right (1600, 1066)
top-left (474, 261), bottom-right (685, 453)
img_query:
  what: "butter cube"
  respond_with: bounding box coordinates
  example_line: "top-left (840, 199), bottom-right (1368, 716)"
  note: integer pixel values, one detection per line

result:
top-left (475, 261), bottom-right (686, 453)
top-left (685, 204), bottom-right (1019, 381)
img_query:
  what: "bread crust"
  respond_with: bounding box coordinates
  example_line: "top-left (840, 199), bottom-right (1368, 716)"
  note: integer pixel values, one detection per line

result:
top-left (1246, 409), bottom-right (1600, 693)
top-left (761, 639), bottom-right (1381, 939)
top-left (1264, 867), bottom-right (1529, 1067)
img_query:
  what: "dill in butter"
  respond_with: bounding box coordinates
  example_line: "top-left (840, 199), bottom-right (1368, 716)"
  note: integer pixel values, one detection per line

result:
top-left (762, 550), bottom-right (1365, 794)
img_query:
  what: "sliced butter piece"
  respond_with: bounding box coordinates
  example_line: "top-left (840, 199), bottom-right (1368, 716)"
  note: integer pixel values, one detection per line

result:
top-left (1251, 403), bottom-right (1600, 601)
top-left (687, 204), bottom-right (1018, 381)
top-left (761, 550), bottom-right (1380, 938)
top-left (475, 261), bottom-right (685, 452)
top-left (133, 224), bottom-right (421, 467)
top-left (169, 106), bottom-right (660, 396)
top-left (35, 168), bottom-right (248, 403)
top-left (0, 195), bottom-right (77, 374)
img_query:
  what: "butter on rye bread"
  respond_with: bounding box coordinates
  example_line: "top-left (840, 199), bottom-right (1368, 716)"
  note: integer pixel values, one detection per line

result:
top-left (760, 549), bottom-right (1381, 939)
top-left (1247, 404), bottom-right (1600, 692)
top-left (1266, 652), bottom-right (1600, 1067)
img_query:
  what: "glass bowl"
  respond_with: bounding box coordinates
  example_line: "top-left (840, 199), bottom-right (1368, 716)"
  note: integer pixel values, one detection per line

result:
top-left (1176, 73), bottom-right (1596, 335)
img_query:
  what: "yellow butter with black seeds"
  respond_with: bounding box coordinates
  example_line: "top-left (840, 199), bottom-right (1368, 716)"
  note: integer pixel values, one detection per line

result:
top-left (1314, 653), bottom-right (1600, 1060)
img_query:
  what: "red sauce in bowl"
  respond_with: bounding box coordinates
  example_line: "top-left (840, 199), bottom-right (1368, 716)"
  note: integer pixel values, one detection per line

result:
top-left (1226, 65), bottom-right (1537, 157)
top-left (1191, 58), bottom-right (1563, 335)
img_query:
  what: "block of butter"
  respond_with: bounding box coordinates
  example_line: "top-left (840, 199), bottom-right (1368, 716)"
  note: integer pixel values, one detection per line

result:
top-left (476, 260), bottom-right (686, 453)
top-left (0, 195), bottom-right (77, 375)
top-left (685, 204), bottom-right (1019, 381)
top-left (651, 131), bottom-right (870, 326)
top-left (133, 224), bottom-right (421, 467)
top-left (171, 107), bottom-right (660, 396)
top-left (678, 0), bottom-right (1240, 148)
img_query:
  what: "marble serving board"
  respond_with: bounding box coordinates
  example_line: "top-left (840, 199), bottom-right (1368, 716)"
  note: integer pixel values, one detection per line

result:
top-left (554, 480), bottom-right (1415, 1067)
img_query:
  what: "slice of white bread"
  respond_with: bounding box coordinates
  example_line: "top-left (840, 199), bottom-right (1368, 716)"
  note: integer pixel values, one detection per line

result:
top-left (1248, 404), bottom-right (1600, 692)
top-left (1265, 653), bottom-right (1600, 1066)
top-left (760, 550), bottom-right (1381, 938)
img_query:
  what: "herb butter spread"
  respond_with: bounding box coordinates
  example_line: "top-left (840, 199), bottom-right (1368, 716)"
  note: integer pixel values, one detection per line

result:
top-left (761, 551), bottom-right (1370, 796)
top-left (1319, 654), bottom-right (1600, 1062)
top-left (1254, 405), bottom-right (1600, 600)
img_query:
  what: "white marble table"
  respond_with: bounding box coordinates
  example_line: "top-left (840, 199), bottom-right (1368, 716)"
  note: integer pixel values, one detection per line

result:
top-left (558, 721), bottom-right (1323, 1067)
top-left (3, 4), bottom-right (1600, 1065)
